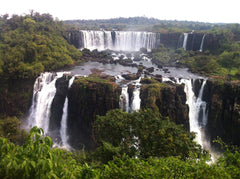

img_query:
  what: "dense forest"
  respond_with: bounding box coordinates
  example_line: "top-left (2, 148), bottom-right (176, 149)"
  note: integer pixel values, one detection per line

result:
top-left (0, 13), bottom-right (240, 178)
top-left (65, 16), bottom-right (225, 32)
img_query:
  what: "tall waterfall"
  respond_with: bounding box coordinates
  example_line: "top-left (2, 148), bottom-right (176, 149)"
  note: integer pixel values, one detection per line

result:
top-left (179, 79), bottom-right (208, 147)
top-left (199, 34), bottom-right (205, 52)
top-left (80, 30), bottom-right (158, 51)
top-left (131, 87), bottom-right (141, 112)
top-left (183, 33), bottom-right (188, 50)
top-left (59, 76), bottom-right (75, 149)
top-left (27, 72), bottom-right (64, 134)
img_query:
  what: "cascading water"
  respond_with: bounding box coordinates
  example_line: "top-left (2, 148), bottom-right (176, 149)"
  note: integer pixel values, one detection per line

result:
top-left (130, 78), bottom-right (141, 112)
top-left (119, 85), bottom-right (130, 112)
top-left (80, 30), bottom-right (158, 51)
top-left (131, 87), bottom-right (141, 112)
top-left (178, 79), bottom-right (208, 148)
top-left (27, 72), bottom-right (64, 134)
top-left (117, 76), bottom-right (141, 113)
top-left (199, 34), bottom-right (205, 52)
top-left (58, 76), bottom-right (75, 149)
top-left (183, 33), bottom-right (188, 50)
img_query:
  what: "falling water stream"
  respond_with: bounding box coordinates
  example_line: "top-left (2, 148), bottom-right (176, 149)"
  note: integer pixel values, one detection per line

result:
top-left (27, 72), bottom-right (65, 134)
top-left (58, 76), bottom-right (75, 149)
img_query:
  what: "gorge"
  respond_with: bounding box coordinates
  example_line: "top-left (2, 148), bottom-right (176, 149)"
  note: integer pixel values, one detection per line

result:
top-left (24, 30), bottom-right (240, 156)
top-left (2, 13), bottom-right (240, 178)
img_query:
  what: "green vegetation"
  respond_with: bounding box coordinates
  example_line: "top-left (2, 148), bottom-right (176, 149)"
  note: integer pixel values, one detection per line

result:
top-left (65, 16), bottom-right (223, 32)
top-left (0, 12), bottom-right (82, 118)
top-left (0, 111), bottom-right (240, 178)
top-left (1, 12), bottom-right (240, 178)
top-left (151, 24), bottom-right (240, 79)
top-left (0, 12), bottom-right (81, 80)
top-left (94, 109), bottom-right (207, 161)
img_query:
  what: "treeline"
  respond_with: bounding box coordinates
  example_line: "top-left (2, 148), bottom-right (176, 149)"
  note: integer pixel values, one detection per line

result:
top-left (65, 16), bottom-right (224, 32)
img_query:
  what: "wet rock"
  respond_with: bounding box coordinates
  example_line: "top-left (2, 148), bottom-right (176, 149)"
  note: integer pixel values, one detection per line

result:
top-left (122, 74), bottom-right (139, 80)
top-left (163, 68), bottom-right (170, 73)
top-left (146, 67), bottom-right (154, 73)
top-left (140, 81), bottom-right (189, 129)
top-left (153, 74), bottom-right (162, 83)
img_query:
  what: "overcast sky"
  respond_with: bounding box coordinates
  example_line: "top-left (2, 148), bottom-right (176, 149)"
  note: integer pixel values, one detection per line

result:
top-left (1, 0), bottom-right (239, 23)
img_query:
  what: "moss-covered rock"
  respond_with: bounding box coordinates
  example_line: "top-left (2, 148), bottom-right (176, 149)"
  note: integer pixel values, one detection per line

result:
top-left (140, 79), bottom-right (189, 129)
top-left (67, 75), bottom-right (121, 149)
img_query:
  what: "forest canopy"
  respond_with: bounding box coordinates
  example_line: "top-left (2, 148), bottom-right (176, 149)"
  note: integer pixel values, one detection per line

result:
top-left (0, 12), bottom-right (81, 80)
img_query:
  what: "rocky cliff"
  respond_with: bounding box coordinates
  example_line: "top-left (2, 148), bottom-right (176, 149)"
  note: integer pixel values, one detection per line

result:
top-left (48, 75), bottom-right (70, 143)
top-left (160, 32), bottom-right (181, 49)
top-left (67, 75), bottom-right (121, 149)
top-left (140, 78), bottom-right (189, 129)
top-left (0, 78), bottom-right (35, 117)
top-left (204, 79), bottom-right (240, 146)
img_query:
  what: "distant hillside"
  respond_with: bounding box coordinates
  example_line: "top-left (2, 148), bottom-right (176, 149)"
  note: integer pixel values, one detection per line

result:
top-left (65, 16), bottom-right (226, 32)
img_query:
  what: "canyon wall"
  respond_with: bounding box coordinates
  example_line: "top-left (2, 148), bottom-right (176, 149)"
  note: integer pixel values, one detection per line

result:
top-left (204, 79), bottom-right (240, 146)
top-left (66, 76), bottom-right (121, 149)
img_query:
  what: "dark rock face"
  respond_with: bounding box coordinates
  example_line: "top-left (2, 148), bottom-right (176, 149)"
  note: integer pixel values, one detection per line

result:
top-left (111, 31), bottom-right (116, 46)
top-left (0, 78), bottom-right (35, 117)
top-left (192, 79), bottom-right (205, 98)
top-left (206, 80), bottom-right (240, 146)
top-left (67, 31), bottom-right (84, 49)
top-left (186, 33), bottom-right (204, 51)
top-left (160, 33), bottom-right (181, 49)
top-left (67, 76), bottom-right (121, 149)
top-left (203, 34), bottom-right (221, 54)
top-left (140, 81), bottom-right (189, 129)
top-left (49, 76), bottom-right (69, 142)
top-left (128, 84), bottom-right (134, 109)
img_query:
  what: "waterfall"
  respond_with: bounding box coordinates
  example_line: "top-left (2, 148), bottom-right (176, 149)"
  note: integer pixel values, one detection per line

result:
top-left (117, 77), bottom-right (141, 113)
top-left (119, 85), bottom-right (129, 112)
top-left (131, 87), bottom-right (141, 112)
top-left (183, 33), bottom-right (188, 50)
top-left (178, 79), bottom-right (208, 147)
top-left (199, 34), bottom-right (205, 52)
top-left (197, 80), bottom-right (208, 126)
top-left (130, 78), bottom-right (141, 112)
top-left (27, 72), bottom-right (64, 134)
top-left (59, 76), bottom-right (75, 149)
top-left (80, 30), bottom-right (157, 51)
